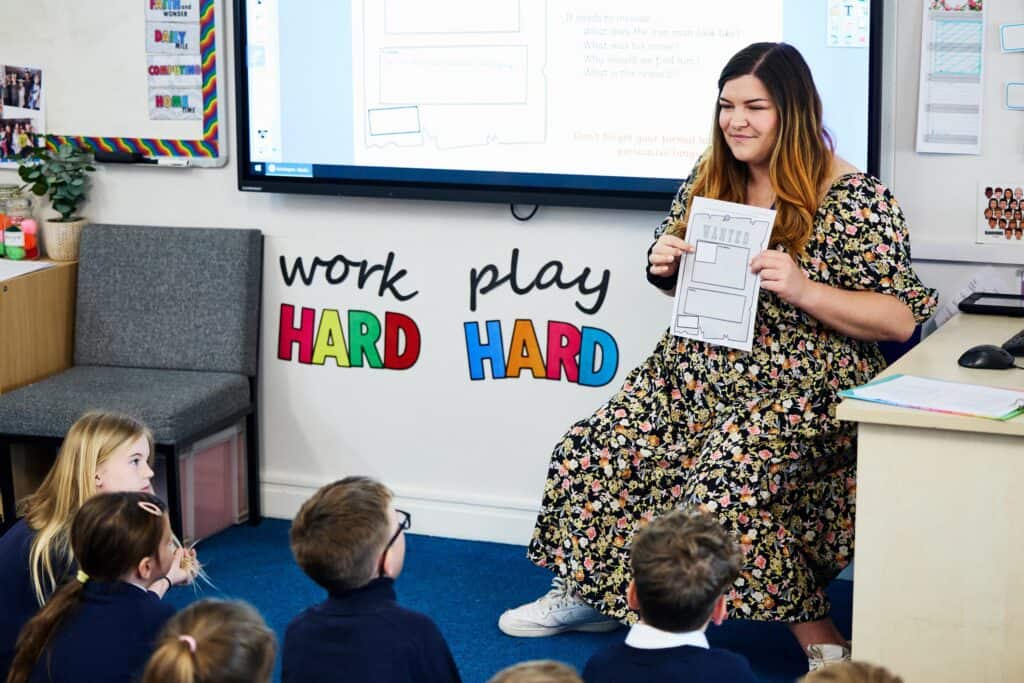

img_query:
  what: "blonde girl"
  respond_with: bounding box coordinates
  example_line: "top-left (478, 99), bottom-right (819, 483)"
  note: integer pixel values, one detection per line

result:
top-left (143, 599), bottom-right (276, 683)
top-left (0, 411), bottom-right (180, 677)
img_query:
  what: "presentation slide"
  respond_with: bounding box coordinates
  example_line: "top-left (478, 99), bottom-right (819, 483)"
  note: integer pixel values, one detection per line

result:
top-left (245, 0), bottom-right (871, 182)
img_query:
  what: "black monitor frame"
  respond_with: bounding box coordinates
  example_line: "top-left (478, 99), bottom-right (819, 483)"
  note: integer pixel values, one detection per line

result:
top-left (234, 0), bottom-right (884, 211)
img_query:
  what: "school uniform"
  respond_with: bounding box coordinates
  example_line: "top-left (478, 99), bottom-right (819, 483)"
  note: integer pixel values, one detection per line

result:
top-left (282, 576), bottom-right (461, 683)
top-left (28, 580), bottom-right (175, 683)
top-left (582, 622), bottom-right (757, 683)
top-left (0, 519), bottom-right (47, 679)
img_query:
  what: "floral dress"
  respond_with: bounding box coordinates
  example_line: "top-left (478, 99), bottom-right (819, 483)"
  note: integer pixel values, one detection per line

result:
top-left (526, 172), bottom-right (938, 623)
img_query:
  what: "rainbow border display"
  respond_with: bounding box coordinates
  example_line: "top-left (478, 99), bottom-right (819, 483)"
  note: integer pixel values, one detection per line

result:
top-left (48, 0), bottom-right (219, 159)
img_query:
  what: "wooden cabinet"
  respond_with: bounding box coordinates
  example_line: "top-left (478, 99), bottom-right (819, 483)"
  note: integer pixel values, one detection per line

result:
top-left (0, 261), bottom-right (77, 395)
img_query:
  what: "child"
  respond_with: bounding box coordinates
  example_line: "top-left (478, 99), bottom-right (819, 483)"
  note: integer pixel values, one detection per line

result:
top-left (582, 510), bottom-right (756, 683)
top-left (488, 660), bottom-right (582, 683)
top-left (282, 476), bottom-right (461, 683)
top-left (0, 411), bottom-right (163, 677)
top-left (143, 599), bottom-right (276, 683)
top-left (800, 661), bottom-right (903, 682)
top-left (8, 491), bottom-right (192, 683)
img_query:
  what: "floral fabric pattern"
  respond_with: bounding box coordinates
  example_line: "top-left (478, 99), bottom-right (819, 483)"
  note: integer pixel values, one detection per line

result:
top-left (526, 173), bottom-right (937, 623)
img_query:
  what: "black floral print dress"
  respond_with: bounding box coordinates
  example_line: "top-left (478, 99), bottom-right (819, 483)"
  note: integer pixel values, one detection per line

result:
top-left (526, 172), bottom-right (938, 623)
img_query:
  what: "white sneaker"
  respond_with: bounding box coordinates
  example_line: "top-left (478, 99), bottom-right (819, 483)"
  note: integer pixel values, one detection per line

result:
top-left (498, 577), bottom-right (620, 637)
top-left (806, 643), bottom-right (852, 671)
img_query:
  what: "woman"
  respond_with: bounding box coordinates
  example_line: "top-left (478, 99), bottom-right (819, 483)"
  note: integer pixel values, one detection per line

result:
top-left (499, 43), bottom-right (936, 670)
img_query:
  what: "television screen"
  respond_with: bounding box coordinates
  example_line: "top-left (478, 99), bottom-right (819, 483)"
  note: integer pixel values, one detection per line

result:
top-left (235, 0), bottom-right (881, 209)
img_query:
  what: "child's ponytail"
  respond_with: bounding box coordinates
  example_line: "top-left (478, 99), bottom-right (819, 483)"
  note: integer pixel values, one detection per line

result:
top-left (143, 600), bottom-right (276, 683)
top-left (7, 577), bottom-right (86, 683)
top-left (142, 636), bottom-right (197, 683)
top-left (9, 491), bottom-right (168, 682)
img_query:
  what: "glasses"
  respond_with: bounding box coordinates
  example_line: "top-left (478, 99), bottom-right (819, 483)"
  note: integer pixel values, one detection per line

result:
top-left (378, 509), bottom-right (411, 576)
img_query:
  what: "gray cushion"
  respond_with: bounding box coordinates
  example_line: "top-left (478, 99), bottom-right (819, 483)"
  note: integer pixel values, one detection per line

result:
top-left (0, 366), bottom-right (250, 443)
top-left (74, 225), bottom-right (262, 376)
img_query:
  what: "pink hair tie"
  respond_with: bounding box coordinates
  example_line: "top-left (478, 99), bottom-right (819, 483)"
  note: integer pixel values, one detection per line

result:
top-left (178, 635), bottom-right (197, 653)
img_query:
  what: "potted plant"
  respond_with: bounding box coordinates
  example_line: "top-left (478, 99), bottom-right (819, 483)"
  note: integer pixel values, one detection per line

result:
top-left (17, 143), bottom-right (96, 261)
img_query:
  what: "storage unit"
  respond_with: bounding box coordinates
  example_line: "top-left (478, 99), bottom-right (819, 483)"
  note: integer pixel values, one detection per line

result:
top-left (154, 420), bottom-right (248, 544)
top-left (0, 261), bottom-right (76, 522)
top-left (0, 261), bottom-right (77, 396)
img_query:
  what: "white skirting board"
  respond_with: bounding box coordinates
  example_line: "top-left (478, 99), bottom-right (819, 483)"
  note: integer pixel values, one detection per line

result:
top-left (261, 471), bottom-right (542, 546)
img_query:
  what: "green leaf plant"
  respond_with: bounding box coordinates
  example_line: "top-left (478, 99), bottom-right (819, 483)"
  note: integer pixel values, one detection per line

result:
top-left (17, 143), bottom-right (97, 222)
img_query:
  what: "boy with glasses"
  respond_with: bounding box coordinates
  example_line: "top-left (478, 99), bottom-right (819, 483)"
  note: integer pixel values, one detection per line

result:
top-left (282, 476), bottom-right (461, 683)
top-left (582, 510), bottom-right (756, 682)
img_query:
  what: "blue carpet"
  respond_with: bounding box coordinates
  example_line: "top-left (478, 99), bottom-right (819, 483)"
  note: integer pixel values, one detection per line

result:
top-left (167, 519), bottom-right (850, 683)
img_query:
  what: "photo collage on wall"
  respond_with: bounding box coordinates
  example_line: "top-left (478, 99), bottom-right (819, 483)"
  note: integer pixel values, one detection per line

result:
top-left (0, 64), bottom-right (45, 167)
top-left (976, 182), bottom-right (1024, 244)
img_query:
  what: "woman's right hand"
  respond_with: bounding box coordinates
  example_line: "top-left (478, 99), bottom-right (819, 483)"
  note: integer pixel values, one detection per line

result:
top-left (648, 234), bottom-right (693, 278)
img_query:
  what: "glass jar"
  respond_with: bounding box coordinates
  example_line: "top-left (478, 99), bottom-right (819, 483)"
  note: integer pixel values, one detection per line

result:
top-left (0, 184), bottom-right (36, 259)
top-left (5, 192), bottom-right (32, 224)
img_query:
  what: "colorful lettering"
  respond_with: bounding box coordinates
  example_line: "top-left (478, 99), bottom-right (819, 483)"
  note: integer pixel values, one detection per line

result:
top-left (578, 327), bottom-right (618, 387)
top-left (348, 310), bottom-right (383, 368)
top-left (278, 304), bottom-right (315, 363)
top-left (277, 304), bottom-right (420, 370)
top-left (464, 321), bottom-right (506, 380)
top-left (383, 312), bottom-right (420, 370)
top-left (463, 320), bottom-right (618, 386)
top-left (311, 309), bottom-right (349, 367)
top-left (545, 321), bottom-right (581, 382)
top-left (505, 320), bottom-right (546, 379)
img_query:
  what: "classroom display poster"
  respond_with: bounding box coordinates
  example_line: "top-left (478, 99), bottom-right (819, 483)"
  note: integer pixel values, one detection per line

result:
top-left (258, 227), bottom-right (670, 540)
top-left (915, 0), bottom-right (985, 155)
top-left (827, 0), bottom-right (870, 47)
top-left (976, 181), bottom-right (1024, 245)
top-left (0, 64), bottom-right (44, 166)
top-left (146, 1), bottom-right (202, 121)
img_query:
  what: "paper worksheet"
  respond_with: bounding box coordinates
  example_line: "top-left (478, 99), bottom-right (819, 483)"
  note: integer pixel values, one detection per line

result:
top-left (915, 1), bottom-right (985, 155)
top-left (840, 374), bottom-right (1024, 421)
top-left (670, 197), bottom-right (775, 352)
top-left (0, 259), bottom-right (52, 282)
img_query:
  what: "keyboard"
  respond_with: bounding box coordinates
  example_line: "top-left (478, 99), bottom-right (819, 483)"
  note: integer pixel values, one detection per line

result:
top-left (1002, 328), bottom-right (1024, 356)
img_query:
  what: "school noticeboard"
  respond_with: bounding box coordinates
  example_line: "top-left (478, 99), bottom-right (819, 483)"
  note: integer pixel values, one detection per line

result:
top-left (4, 0), bottom-right (226, 165)
top-left (258, 227), bottom-right (670, 540)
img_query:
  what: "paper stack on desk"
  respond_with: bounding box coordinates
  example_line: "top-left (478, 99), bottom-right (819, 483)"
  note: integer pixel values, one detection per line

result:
top-left (840, 374), bottom-right (1024, 421)
top-left (0, 260), bottom-right (53, 282)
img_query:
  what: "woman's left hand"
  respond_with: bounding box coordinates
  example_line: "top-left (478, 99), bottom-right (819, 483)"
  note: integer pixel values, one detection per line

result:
top-left (750, 250), bottom-right (811, 306)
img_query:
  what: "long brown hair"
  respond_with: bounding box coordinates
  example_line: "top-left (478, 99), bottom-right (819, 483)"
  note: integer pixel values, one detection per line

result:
top-left (142, 600), bottom-right (276, 683)
top-left (23, 411), bottom-right (153, 605)
top-left (8, 492), bottom-right (168, 683)
top-left (679, 42), bottom-right (834, 254)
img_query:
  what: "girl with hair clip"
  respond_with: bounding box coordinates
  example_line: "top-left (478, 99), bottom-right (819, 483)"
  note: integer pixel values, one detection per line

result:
top-left (503, 42), bottom-right (937, 673)
top-left (8, 491), bottom-right (194, 683)
top-left (0, 411), bottom-right (196, 677)
top-left (143, 599), bottom-right (277, 683)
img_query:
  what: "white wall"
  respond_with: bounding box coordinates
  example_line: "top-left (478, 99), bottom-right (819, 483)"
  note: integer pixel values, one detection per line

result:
top-left (2, 1), bottom-right (1022, 544)
top-left (885, 1), bottom-right (1024, 328)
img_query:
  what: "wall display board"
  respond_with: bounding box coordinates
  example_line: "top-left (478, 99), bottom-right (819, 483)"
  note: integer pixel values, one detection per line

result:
top-left (892, 1), bottom-right (1024, 265)
top-left (0, 0), bottom-right (227, 166)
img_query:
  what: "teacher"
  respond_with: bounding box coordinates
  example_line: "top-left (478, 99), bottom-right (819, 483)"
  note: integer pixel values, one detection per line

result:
top-left (499, 42), bottom-right (937, 669)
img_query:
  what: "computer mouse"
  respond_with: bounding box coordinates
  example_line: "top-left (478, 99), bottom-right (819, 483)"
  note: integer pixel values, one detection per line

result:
top-left (957, 344), bottom-right (1016, 370)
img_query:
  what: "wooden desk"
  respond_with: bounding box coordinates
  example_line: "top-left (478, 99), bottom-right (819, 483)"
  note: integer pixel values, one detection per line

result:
top-left (0, 261), bottom-right (77, 395)
top-left (837, 313), bottom-right (1024, 682)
